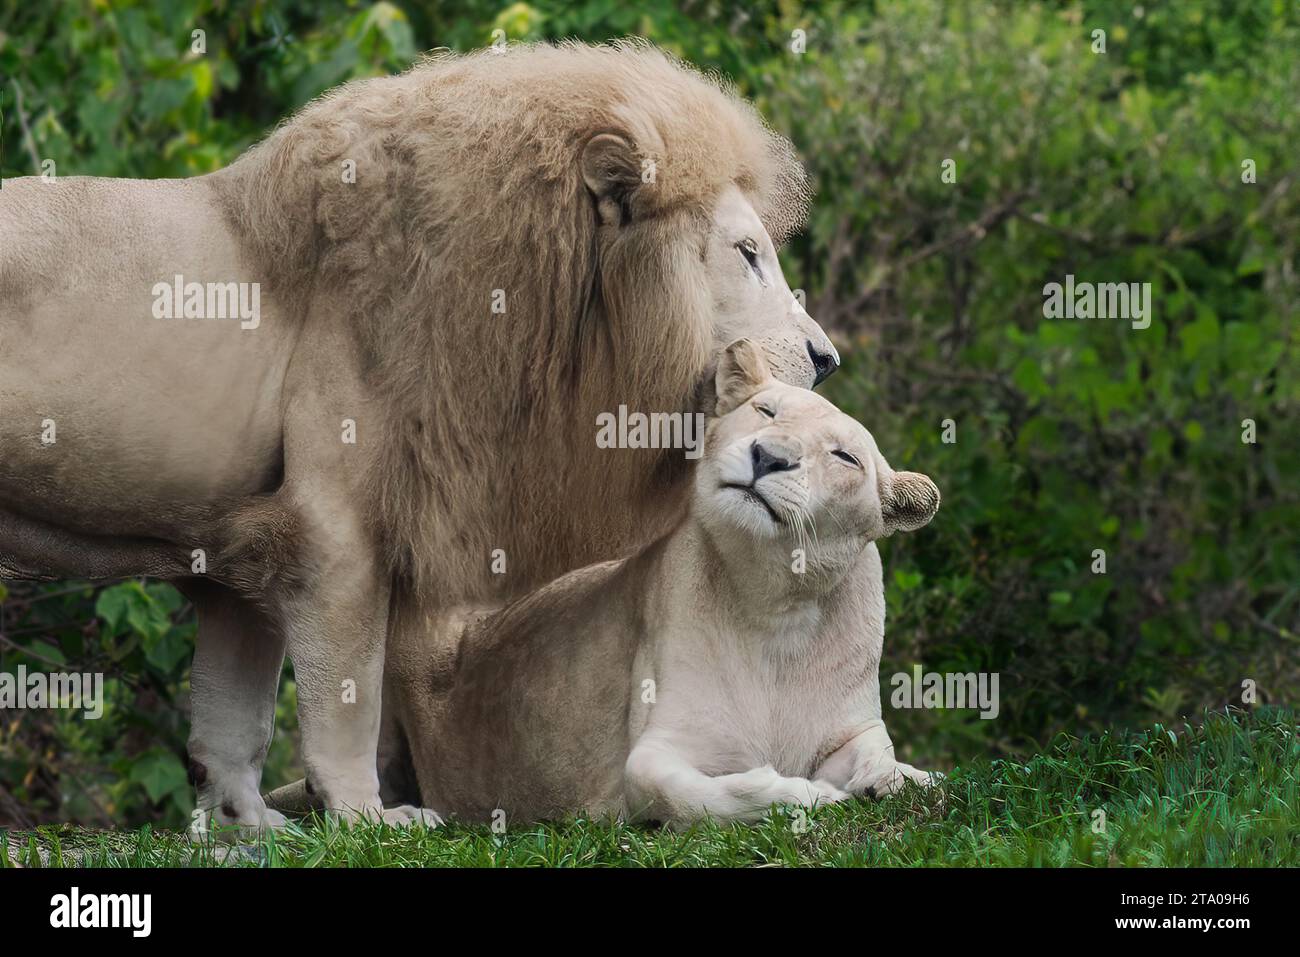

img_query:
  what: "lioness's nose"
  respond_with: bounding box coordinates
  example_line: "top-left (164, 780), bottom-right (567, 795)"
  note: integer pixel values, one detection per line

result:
top-left (807, 340), bottom-right (839, 385)
top-left (751, 441), bottom-right (796, 480)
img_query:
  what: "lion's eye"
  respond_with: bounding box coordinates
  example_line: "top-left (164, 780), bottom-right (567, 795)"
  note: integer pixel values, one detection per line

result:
top-left (832, 449), bottom-right (861, 468)
top-left (754, 403), bottom-right (776, 419)
top-left (737, 239), bottom-right (760, 268)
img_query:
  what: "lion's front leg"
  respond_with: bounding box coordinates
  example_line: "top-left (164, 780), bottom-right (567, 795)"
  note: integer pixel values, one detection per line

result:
top-left (272, 318), bottom-right (440, 828)
top-left (276, 495), bottom-right (393, 822)
top-left (814, 720), bottom-right (943, 799)
top-left (278, 539), bottom-right (441, 828)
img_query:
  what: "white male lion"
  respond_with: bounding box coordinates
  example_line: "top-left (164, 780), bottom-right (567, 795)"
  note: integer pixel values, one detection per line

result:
top-left (0, 42), bottom-right (838, 828)
top-left (283, 339), bottom-right (939, 825)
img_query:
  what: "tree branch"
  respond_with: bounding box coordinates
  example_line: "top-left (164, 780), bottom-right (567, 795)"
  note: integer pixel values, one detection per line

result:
top-left (8, 79), bottom-right (42, 175)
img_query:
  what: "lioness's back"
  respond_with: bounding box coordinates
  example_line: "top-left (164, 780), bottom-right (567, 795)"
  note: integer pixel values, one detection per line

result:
top-left (406, 554), bottom-right (656, 820)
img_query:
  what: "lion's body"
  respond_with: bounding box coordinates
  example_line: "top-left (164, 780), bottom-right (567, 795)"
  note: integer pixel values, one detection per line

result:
top-left (0, 42), bottom-right (832, 826)
top-left (0, 176), bottom-right (290, 575)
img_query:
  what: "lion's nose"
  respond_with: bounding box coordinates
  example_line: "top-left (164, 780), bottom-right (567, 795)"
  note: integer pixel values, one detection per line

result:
top-left (807, 340), bottom-right (839, 385)
top-left (751, 441), bottom-right (796, 480)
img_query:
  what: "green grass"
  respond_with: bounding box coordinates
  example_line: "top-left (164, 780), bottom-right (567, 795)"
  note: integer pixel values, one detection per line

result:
top-left (4, 709), bottom-right (1296, 867)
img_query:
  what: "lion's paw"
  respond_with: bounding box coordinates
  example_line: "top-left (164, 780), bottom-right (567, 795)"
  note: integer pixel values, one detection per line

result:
top-left (379, 805), bottom-right (444, 828)
top-left (189, 800), bottom-right (288, 843)
top-left (257, 807), bottom-right (291, 828)
top-left (319, 804), bottom-right (440, 828)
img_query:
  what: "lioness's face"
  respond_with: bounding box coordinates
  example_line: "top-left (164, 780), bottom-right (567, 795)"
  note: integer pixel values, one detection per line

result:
top-left (705, 186), bottom-right (839, 390)
top-left (697, 382), bottom-right (884, 546)
top-left (694, 339), bottom-right (939, 563)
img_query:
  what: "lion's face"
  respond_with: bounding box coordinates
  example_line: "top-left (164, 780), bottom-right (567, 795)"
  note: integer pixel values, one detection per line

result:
top-left (693, 340), bottom-right (939, 574)
top-left (704, 186), bottom-right (838, 390)
top-left (580, 131), bottom-right (835, 395)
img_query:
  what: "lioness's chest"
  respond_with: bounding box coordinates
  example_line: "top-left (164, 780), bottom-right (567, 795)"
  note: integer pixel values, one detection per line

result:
top-left (655, 646), bottom-right (854, 778)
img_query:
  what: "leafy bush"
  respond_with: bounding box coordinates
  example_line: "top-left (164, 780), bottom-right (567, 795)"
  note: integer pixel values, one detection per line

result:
top-left (763, 0), bottom-right (1299, 762)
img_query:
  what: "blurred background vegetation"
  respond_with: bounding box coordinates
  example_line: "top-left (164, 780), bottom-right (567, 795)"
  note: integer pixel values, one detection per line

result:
top-left (0, 0), bottom-right (1296, 828)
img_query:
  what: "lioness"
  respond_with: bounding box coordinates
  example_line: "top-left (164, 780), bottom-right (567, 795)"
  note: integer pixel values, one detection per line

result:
top-left (370, 339), bottom-right (941, 824)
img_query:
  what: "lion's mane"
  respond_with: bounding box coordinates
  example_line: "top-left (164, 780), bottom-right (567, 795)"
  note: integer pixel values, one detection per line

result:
top-left (212, 41), bottom-right (811, 600)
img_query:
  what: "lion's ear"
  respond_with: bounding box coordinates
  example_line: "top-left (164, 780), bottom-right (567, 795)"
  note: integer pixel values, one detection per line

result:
top-left (714, 338), bottom-right (773, 416)
top-left (881, 471), bottom-right (940, 535)
top-left (581, 133), bottom-right (641, 227)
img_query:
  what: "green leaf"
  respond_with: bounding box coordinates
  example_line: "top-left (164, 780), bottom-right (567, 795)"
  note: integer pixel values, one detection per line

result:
top-left (1012, 357), bottom-right (1048, 398)
top-left (130, 751), bottom-right (189, 804)
top-left (894, 569), bottom-right (924, 591)
top-left (1180, 306), bottom-right (1220, 360)
top-left (96, 582), bottom-right (172, 644)
top-left (1235, 251), bottom-right (1265, 277)
top-left (94, 584), bottom-right (135, 635)
top-left (28, 641), bottom-right (66, 665)
top-left (144, 629), bottom-right (190, 673)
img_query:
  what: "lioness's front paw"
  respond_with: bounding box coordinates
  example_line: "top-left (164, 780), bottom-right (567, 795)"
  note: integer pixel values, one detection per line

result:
top-left (774, 775), bottom-right (849, 810)
top-left (858, 762), bottom-right (943, 798)
top-left (809, 778), bottom-right (852, 805)
top-left (900, 763), bottom-right (943, 787)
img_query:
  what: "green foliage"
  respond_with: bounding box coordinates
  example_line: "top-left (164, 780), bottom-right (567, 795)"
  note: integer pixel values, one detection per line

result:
top-left (0, 580), bottom-right (299, 827)
top-left (787, 0), bottom-right (1299, 764)
top-left (1, 0), bottom-right (1296, 828)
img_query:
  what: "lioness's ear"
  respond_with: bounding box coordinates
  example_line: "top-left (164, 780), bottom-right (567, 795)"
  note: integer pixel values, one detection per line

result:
top-left (581, 133), bottom-right (641, 227)
top-left (714, 338), bottom-right (773, 416)
top-left (882, 471), bottom-right (940, 534)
